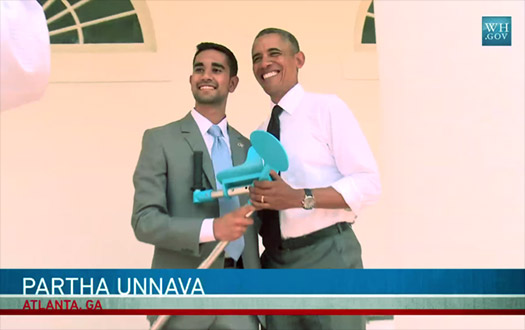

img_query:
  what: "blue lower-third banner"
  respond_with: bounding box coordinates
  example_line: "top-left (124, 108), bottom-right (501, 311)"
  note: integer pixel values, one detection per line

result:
top-left (0, 269), bottom-right (524, 315)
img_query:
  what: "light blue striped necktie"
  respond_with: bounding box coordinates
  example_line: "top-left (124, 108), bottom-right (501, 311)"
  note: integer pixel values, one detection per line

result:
top-left (208, 125), bottom-right (244, 261)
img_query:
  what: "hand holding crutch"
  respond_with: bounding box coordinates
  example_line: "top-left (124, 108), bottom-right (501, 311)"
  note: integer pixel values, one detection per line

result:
top-left (151, 131), bottom-right (288, 330)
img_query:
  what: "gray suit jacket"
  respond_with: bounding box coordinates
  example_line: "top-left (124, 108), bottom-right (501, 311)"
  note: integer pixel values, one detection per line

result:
top-left (132, 112), bottom-right (260, 269)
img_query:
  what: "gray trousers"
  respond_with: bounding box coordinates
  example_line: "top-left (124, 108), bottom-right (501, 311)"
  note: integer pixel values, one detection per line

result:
top-left (148, 314), bottom-right (259, 330)
top-left (147, 261), bottom-right (261, 330)
top-left (261, 224), bottom-right (365, 330)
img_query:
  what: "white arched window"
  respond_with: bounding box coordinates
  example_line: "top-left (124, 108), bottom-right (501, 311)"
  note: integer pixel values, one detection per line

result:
top-left (345, 0), bottom-right (377, 79)
top-left (355, 0), bottom-right (376, 51)
top-left (361, 0), bottom-right (376, 44)
top-left (38, 0), bottom-right (155, 51)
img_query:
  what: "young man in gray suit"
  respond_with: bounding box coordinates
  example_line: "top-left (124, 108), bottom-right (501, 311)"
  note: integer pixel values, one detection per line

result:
top-left (132, 42), bottom-right (259, 330)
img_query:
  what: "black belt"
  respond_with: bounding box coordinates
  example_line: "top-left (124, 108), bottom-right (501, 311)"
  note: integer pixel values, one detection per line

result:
top-left (279, 222), bottom-right (351, 250)
top-left (224, 256), bottom-right (244, 269)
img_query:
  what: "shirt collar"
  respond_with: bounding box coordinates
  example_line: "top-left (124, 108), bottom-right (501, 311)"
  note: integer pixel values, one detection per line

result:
top-left (272, 83), bottom-right (305, 115)
top-left (190, 108), bottom-right (228, 138)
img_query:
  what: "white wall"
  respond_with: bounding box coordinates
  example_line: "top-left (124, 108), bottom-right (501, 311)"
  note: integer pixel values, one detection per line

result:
top-left (1, 0), bottom-right (379, 266)
top-left (374, 0), bottom-right (524, 268)
top-left (374, 0), bottom-right (524, 329)
top-left (1, 1), bottom-right (380, 329)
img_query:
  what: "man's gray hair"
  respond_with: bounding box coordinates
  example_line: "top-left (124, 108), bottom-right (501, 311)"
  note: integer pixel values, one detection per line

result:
top-left (255, 28), bottom-right (300, 53)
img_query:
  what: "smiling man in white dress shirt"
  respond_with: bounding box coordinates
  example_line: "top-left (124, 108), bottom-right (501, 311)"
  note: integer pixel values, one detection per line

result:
top-left (249, 28), bottom-right (381, 330)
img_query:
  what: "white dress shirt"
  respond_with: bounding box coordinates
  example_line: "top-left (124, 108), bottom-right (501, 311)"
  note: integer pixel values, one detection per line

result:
top-left (0, 0), bottom-right (50, 111)
top-left (191, 109), bottom-right (231, 243)
top-left (258, 84), bottom-right (381, 239)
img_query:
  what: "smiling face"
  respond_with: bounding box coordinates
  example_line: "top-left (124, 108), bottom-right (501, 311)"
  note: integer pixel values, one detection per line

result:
top-left (190, 49), bottom-right (238, 106)
top-left (252, 33), bottom-right (305, 103)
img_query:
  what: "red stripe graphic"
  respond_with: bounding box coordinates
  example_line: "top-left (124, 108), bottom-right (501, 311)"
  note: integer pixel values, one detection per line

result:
top-left (1, 309), bottom-right (524, 316)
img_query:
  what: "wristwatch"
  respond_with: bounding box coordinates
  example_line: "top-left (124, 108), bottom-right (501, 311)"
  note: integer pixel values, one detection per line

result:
top-left (301, 189), bottom-right (315, 210)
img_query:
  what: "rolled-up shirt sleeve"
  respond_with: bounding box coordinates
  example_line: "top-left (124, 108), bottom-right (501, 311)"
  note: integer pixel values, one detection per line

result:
top-left (327, 95), bottom-right (381, 216)
top-left (199, 218), bottom-right (216, 243)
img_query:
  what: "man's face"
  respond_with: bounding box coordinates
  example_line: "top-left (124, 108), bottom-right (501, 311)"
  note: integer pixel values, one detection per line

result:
top-left (190, 49), bottom-right (237, 105)
top-left (251, 33), bottom-right (304, 103)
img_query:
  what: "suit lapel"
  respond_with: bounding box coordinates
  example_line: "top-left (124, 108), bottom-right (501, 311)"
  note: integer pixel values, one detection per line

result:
top-left (228, 126), bottom-right (250, 205)
top-left (179, 113), bottom-right (216, 191)
top-left (228, 125), bottom-right (247, 167)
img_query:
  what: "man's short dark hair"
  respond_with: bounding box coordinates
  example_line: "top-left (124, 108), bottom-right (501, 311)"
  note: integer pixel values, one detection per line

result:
top-left (193, 42), bottom-right (238, 77)
top-left (254, 28), bottom-right (300, 53)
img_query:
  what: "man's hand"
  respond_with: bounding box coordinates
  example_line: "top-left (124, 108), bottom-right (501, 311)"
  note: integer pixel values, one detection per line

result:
top-left (249, 170), bottom-right (303, 210)
top-left (213, 204), bottom-right (255, 241)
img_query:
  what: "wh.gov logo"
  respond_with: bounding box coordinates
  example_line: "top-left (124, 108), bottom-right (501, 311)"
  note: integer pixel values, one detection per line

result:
top-left (482, 17), bottom-right (511, 46)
